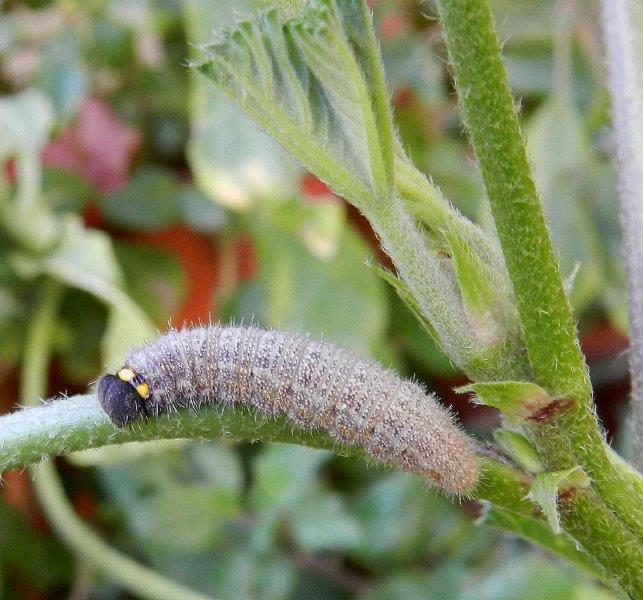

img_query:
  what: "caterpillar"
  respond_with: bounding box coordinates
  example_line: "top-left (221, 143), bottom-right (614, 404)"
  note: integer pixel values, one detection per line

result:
top-left (97, 325), bottom-right (478, 493)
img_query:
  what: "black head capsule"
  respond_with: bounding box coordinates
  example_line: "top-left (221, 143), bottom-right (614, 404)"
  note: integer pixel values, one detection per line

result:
top-left (97, 374), bottom-right (149, 427)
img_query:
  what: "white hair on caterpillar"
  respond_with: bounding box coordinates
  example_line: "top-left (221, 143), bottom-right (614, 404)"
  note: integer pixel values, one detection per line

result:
top-left (97, 325), bottom-right (479, 494)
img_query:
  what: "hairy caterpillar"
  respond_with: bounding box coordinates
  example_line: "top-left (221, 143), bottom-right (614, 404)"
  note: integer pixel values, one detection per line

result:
top-left (97, 325), bottom-right (478, 493)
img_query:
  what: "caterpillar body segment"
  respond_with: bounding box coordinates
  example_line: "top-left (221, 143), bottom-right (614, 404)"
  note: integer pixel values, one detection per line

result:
top-left (97, 325), bottom-right (479, 493)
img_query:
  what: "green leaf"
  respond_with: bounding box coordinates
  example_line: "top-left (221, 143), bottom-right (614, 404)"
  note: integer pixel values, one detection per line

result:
top-left (113, 241), bottom-right (187, 326)
top-left (375, 266), bottom-right (441, 347)
top-left (101, 309), bottom-right (153, 372)
top-left (41, 218), bottom-right (121, 288)
top-left (445, 229), bottom-right (522, 351)
top-left (194, 0), bottom-right (520, 379)
top-left (0, 501), bottom-right (72, 590)
top-left (394, 158), bottom-right (506, 274)
top-left (458, 381), bottom-right (552, 423)
top-left (473, 553), bottom-right (620, 600)
top-left (194, 0), bottom-right (393, 209)
top-left (482, 505), bottom-right (615, 588)
top-left (38, 217), bottom-right (155, 367)
top-left (0, 90), bottom-right (54, 206)
top-left (0, 89), bottom-right (54, 159)
top-left (493, 429), bottom-right (543, 473)
top-left (101, 167), bottom-right (181, 232)
top-left (250, 444), bottom-right (331, 511)
top-left (36, 32), bottom-right (88, 119)
top-left (351, 473), bottom-right (463, 564)
top-left (296, 199), bottom-right (345, 259)
top-left (55, 290), bottom-right (107, 383)
top-left (0, 198), bottom-right (63, 253)
top-left (42, 168), bottom-right (93, 214)
top-left (362, 568), bottom-right (464, 600)
top-left (177, 186), bottom-right (228, 233)
top-left (209, 551), bottom-right (257, 600)
top-left (387, 291), bottom-right (457, 378)
top-left (527, 467), bottom-right (590, 533)
top-left (99, 443), bottom-right (243, 553)
top-left (446, 233), bottom-right (495, 322)
top-left (184, 0), bottom-right (300, 210)
top-left (290, 493), bottom-right (362, 551)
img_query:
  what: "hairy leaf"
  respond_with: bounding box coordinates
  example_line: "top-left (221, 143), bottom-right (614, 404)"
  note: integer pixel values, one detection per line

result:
top-left (527, 467), bottom-right (590, 533)
top-left (195, 0), bottom-right (390, 207)
top-left (193, 0), bottom-right (528, 381)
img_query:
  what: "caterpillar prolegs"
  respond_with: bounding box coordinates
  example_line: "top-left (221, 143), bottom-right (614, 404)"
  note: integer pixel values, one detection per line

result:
top-left (97, 325), bottom-right (479, 493)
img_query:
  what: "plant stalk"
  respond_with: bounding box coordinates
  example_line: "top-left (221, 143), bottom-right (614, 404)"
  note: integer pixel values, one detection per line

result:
top-left (600, 0), bottom-right (643, 471)
top-left (434, 0), bottom-right (591, 401)
top-left (434, 0), bottom-right (642, 593)
top-left (1, 389), bottom-right (621, 587)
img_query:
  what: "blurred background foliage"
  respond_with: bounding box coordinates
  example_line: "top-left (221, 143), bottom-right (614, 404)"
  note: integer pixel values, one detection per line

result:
top-left (0, 0), bottom-right (632, 598)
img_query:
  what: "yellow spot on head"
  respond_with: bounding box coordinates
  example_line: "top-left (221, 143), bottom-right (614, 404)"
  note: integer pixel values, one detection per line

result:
top-left (118, 368), bottom-right (136, 382)
top-left (135, 382), bottom-right (150, 398)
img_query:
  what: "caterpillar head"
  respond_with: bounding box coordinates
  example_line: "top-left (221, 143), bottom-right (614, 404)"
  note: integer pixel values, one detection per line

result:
top-left (97, 374), bottom-right (148, 427)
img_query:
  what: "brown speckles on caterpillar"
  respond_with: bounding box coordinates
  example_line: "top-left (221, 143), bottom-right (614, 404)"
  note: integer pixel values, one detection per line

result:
top-left (96, 325), bottom-right (479, 494)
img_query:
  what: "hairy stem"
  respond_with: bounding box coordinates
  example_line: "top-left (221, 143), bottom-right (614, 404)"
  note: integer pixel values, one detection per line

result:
top-left (600, 0), bottom-right (643, 471)
top-left (0, 390), bottom-right (623, 587)
top-left (21, 281), bottom-right (216, 600)
top-left (434, 0), bottom-right (642, 592)
top-left (434, 0), bottom-right (589, 400)
top-left (0, 395), bottom-right (346, 474)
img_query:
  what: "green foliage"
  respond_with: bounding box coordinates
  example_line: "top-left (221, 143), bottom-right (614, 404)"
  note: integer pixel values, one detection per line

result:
top-left (185, 0), bottom-right (301, 210)
top-left (527, 99), bottom-right (605, 312)
top-left (194, 1), bottom-right (389, 206)
top-left (492, 429), bottom-right (543, 473)
top-left (482, 505), bottom-right (613, 587)
top-left (526, 467), bottom-right (590, 533)
top-left (0, 500), bottom-right (72, 589)
top-left (102, 167), bottom-right (182, 232)
top-left (195, 0), bottom-right (533, 381)
top-left (460, 381), bottom-right (552, 423)
top-left (241, 200), bottom-right (388, 354)
top-left (0, 0), bottom-right (641, 598)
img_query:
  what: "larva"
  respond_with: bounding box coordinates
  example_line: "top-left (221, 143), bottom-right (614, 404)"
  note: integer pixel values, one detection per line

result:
top-left (97, 325), bottom-right (478, 493)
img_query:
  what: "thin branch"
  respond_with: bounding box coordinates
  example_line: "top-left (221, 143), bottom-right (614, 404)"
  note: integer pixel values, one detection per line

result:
top-left (433, 1), bottom-right (643, 594)
top-left (600, 0), bottom-right (643, 470)
top-left (0, 395), bottom-right (345, 474)
top-left (0, 390), bottom-right (625, 588)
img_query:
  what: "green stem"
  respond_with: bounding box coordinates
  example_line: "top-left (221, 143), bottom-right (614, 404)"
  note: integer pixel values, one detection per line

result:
top-left (20, 280), bottom-right (215, 600)
top-left (434, 0), bottom-right (642, 591)
top-left (16, 150), bottom-right (41, 207)
top-left (471, 457), bottom-right (619, 589)
top-left (475, 456), bottom-right (534, 513)
top-left (560, 490), bottom-right (642, 598)
top-left (2, 394), bottom-right (622, 588)
top-left (0, 394), bottom-right (349, 474)
top-left (434, 0), bottom-right (589, 401)
top-left (21, 280), bottom-right (64, 403)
